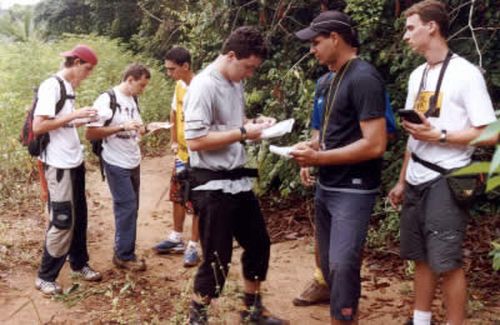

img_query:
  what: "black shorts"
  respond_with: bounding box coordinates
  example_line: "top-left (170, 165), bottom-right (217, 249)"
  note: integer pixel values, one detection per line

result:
top-left (400, 176), bottom-right (468, 273)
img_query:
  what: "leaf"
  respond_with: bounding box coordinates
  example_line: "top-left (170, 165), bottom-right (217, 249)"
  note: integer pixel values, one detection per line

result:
top-left (472, 119), bottom-right (500, 144)
top-left (488, 145), bottom-right (500, 176)
top-left (451, 162), bottom-right (490, 176)
top-left (486, 175), bottom-right (500, 192)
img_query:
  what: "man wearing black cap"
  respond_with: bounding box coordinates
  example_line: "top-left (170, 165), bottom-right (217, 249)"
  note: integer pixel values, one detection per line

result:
top-left (291, 10), bottom-right (387, 324)
top-left (33, 44), bottom-right (102, 295)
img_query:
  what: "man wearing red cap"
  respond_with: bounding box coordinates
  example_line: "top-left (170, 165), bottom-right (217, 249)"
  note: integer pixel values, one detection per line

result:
top-left (33, 44), bottom-right (102, 295)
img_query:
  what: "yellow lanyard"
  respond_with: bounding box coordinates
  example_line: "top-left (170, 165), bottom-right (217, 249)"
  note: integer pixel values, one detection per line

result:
top-left (320, 59), bottom-right (354, 149)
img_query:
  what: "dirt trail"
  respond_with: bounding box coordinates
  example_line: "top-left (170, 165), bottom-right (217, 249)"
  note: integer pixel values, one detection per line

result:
top-left (0, 155), bottom-right (498, 324)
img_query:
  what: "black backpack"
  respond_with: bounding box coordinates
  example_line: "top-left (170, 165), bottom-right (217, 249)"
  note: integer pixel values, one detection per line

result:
top-left (19, 76), bottom-right (74, 157)
top-left (91, 89), bottom-right (139, 180)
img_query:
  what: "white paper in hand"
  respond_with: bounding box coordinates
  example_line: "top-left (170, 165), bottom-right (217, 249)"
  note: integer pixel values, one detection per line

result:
top-left (269, 145), bottom-right (294, 159)
top-left (260, 118), bottom-right (294, 139)
top-left (146, 122), bottom-right (172, 133)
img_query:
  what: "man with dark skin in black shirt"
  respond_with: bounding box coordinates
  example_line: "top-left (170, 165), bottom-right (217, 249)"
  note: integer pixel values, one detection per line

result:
top-left (291, 10), bottom-right (387, 325)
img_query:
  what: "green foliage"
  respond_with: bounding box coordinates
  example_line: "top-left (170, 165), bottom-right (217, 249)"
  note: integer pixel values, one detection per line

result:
top-left (489, 240), bottom-right (500, 271)
top-left (0, 5), bottom-right (41, 42)
top-left (0, 34), bottom-right (171, 204)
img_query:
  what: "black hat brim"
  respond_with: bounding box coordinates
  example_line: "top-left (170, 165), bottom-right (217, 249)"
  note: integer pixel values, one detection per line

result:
top-left (295, 27), bottom-right (320, 41)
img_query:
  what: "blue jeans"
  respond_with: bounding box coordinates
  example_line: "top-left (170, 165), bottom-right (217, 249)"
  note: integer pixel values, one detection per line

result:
top-left (315, 187), bottom-right (377, 321)
top-left (104, 161), bottom-right (140, 260)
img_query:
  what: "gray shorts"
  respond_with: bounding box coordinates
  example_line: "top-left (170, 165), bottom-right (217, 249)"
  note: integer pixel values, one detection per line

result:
top-left (400, 176), bottom-right (468, 273)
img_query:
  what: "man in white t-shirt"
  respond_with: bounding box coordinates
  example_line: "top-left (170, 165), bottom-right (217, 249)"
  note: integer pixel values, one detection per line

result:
top-left (86, 64), bottom-right (150, 272)
top-left (388, 1), bottom-right (497, 324)
top-left (33, 44), bottom-right (102, 296)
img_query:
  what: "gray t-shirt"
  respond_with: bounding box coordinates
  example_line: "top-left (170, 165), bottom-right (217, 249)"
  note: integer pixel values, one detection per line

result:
top-left (184, 60), bottom-right (252, 193)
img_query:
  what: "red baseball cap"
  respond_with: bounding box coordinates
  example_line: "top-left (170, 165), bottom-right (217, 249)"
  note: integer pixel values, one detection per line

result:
top-left (60, 44), bottom-right (98, 66)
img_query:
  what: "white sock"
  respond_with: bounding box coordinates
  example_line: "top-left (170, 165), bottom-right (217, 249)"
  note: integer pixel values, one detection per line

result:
top-left (168, 231), bottom-right (183, 243)
top-left (413, 310), bottom-right (432, 325)
top-left (187, 240), bottom-right (198, 249)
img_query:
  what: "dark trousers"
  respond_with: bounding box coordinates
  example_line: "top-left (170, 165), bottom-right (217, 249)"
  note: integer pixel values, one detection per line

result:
top-left (38, 163), bottom-right (89, 281)
top-left (315, 187), bottom-right (377, 321)
top-left (104, 161), bottom-right (140, 260)
top-left (191, 190), bottom-right (270, 298)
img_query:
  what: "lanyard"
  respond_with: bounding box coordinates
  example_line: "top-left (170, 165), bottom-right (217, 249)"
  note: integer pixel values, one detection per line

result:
top-left (414, 50), bottom-right (453, 118)
top-left (320, 59), bottom-right (354, 149)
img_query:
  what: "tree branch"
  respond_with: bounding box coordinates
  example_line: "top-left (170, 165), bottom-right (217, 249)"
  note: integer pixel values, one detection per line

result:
top-left (468, 0), bottom-right (482, 67)
top-left (137, 3), bottom-right (164, 24)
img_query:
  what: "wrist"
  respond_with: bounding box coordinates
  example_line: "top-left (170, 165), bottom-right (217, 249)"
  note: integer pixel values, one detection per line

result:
top-left (239, 126), bottom-right (247, 144)
top-left (438, 129), bottom-right (447, 143)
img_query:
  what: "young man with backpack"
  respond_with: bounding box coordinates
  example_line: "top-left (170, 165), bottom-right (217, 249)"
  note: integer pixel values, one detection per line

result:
top-left (388, 1), bottom-right (496, 324)
top-left (292, 10), bottom-right (388, 324)
top-left (153, 47), bottom-right (201, 268)
top-left (86, 64), bottom-right (150, 272)
top-left (32, 44), bottom-right (102, 296)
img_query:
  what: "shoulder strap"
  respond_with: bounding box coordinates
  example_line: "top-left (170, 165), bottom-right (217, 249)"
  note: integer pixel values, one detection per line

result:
top-left (53, 75), bottom-right (75, 115)
top-left (133, 96), bottom-right (140, 113)
top-left (426, 51), bottom-right (453, 118)
top-left (411, 152), bottom-right (449, 175)
top-left (104, 89), bottom-right (118, 127)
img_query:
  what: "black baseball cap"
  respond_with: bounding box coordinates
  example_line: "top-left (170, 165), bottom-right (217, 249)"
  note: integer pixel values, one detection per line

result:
top-left (296, 10), bottom-right (358, 46)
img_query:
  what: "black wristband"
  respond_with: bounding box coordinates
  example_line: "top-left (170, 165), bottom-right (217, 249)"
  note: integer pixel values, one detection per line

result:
top-left (439, 129), bottom-right (447, 143)
top-left (239, 126), bottom-right (247, 144)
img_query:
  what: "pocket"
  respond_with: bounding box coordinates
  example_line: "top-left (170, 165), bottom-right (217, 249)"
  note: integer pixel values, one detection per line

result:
top-left (51, 201), bottom-right (73, 230)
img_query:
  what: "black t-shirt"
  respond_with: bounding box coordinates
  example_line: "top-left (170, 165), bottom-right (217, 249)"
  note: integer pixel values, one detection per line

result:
top-left (318, 59), bottom-right (386, 190)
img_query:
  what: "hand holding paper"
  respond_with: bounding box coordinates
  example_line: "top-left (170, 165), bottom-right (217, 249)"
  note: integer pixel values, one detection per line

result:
top-left (269, 145), bottom-right (294, 159)
top-left (260, 118), bottom-right (295, 139)
top-left (146, 122), bottom-right (172, 133)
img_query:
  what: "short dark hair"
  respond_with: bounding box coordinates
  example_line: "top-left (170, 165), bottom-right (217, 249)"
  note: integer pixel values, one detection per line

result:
top-left (320, 0), bottom-right (347, 11)
top-left (165, 47), bottom-right (191, 66)
top-left (122, 63), bottom-right (151, 82)
top-left (63, 56), bottom-right (87, 68)
top-left (222, 26), bottom-right (268, 60)
top-left (404, 0), bottom-right (449, 37)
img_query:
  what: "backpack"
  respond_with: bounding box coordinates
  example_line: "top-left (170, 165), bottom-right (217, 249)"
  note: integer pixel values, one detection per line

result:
top-left (20, 76), bottom-right (74, 157)
top-left (91, 89), bottom-right (139, 180)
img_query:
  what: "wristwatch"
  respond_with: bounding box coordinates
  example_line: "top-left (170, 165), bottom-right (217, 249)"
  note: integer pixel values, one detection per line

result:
top-left (119, 124), bottom-right (125, 132)
top-left (239, 126), bottom-right (247, 144)
top-left (439, 129), bottom-right (447, 143)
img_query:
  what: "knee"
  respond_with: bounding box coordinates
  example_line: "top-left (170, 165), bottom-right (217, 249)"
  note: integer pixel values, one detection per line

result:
top-left (50, 201), bottom-right (73, 230)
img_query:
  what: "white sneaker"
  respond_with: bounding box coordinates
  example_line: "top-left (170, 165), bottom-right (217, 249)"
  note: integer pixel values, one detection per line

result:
top-left (35, 277), bottom-right (62, 295)
top-left (71, 265), bottom-right (102, 281)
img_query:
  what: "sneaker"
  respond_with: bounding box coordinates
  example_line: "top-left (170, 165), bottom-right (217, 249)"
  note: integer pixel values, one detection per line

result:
top-left (153, 239), bottom-right (185, 254)
top-left (404, 319), bottom-right (434, 325)
top-left (188, 300), bottom-right (208, 325)
top-left (292, 278), bottom-right (330, 306)
top-left (183, 245), bottom-right (201, 267)
top-left (35, 277), bottom-right (62, 296)
top-left (71, 265), bottom-right (102, 281)
top-left (112, 254), bottom-right (146, 272)
top-left (240, 306), bottom-right (289, 325)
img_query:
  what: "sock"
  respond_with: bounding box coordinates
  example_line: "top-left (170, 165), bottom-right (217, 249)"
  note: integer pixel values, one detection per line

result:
top-left (413, 310), bottom-right (432, 325)
top-left (243, 293), bottom-right (262, 309)
top-left (187, 240), bottom-right (198, 249)
top-left (168, 231), bottom-right (182, 243)
top-left (314, 267), bottom-right (327, 286)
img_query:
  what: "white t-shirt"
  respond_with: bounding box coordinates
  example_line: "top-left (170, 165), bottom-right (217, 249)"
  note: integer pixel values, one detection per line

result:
top-left (34, 73), bottom-right (84, 169)
top-left (88, 87), bottom-right (143, 169)
top-left (404, 55), bottom-right (496, 185)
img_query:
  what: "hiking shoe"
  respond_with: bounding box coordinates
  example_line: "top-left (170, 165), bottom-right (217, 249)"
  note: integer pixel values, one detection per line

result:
top-left (240, 306), bottom-right (289, 325)
top-left (292, 278), bottom-right (330, 306)
top-left (188, 300), bottom-right (208, 325)
top-left (153, 239), bottom-right (185, 254)
top-left (71, 265), bottom-right (102, 281)
top-left (35, 277), bottom-right (62, 296)
top-left (404, 319), bottom-right (434, 325)
top-left (112, 254), bottom-right (146, 272)
top-left (184, 245), bottom-right (200, 267)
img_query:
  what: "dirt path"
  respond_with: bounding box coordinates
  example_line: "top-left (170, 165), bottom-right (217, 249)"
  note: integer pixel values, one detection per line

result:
top-left (0, 155), bottom-right (498, 324)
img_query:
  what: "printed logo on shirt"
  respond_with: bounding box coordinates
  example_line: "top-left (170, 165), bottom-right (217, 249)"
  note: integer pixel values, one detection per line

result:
top-left (414, 91), bottom-right (443, 118)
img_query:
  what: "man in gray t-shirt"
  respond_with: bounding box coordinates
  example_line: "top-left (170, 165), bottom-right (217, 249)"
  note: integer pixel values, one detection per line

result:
top-left (184, 26), bottom-right (288, 325)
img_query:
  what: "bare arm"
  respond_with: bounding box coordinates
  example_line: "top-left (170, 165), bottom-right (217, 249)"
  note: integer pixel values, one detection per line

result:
top-left (85, 120), bottom-right (142, 140)
top-left (292, 117), bottom-right (387, 167)
top-left (187, 120), bottom-right (272, 152)
top-left (388, 149), bottom-right (411, 208)
top-left (33, 106), bottom-right (97, 135)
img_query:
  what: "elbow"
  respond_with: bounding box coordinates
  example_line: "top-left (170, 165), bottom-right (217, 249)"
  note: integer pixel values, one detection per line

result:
top-left (32, 123), bottom-right (43, 136)
top-left (187, 140), bottom-right (201, 152)
top-left (85, 129), bottom-right (98, 141)
top-left (368, 141), bottom-right (387, 159)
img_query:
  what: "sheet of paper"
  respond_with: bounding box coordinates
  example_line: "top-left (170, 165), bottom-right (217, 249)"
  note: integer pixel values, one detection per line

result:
top-left (147, 121), bottom-right (172, 133)
top-left (269, 145), bottom-right (294, 159)
top-left (260, 118), bottom-right (295, 139)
